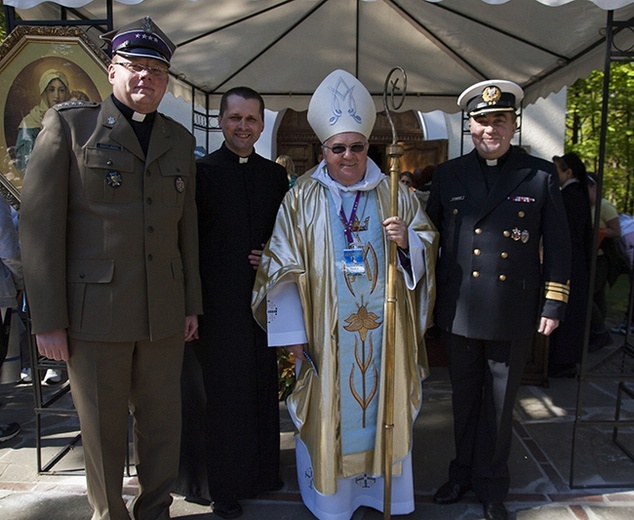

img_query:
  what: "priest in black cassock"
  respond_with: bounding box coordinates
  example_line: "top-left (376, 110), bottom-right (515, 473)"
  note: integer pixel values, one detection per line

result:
top-left (174, 86), bottom-right (288, 519)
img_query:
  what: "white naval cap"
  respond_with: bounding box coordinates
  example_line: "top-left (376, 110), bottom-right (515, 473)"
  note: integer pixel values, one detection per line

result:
top-left (458, 79), bottom-right (524, 117)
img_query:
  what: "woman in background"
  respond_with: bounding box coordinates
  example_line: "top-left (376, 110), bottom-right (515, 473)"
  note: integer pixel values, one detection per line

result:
top-left (276, 154), bottom-right (297, 188)
top-left (549, 153), bottom-right (593, 377)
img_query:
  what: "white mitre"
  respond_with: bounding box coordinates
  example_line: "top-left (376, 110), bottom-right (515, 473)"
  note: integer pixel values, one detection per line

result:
top-left (307, 69), bottom-right (376, 143)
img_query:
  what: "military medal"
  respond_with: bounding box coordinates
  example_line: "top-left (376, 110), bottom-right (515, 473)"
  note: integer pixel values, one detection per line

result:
top-left (511, 227), bottom-right (530, 243)
top-left (175, 176), bottom-right (185, 193)
top-left (106, 170), bottom-right (122, 188)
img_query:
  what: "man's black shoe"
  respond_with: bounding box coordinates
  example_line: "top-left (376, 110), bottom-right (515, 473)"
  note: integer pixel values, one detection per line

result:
top-left (432, 481), bottom-right (470, 504)
top-left (484, 501), bottom-right (508, 520)
top-left (184, 495), bottom-right (211, 506)
top-left (212, 499), bottom-right (242, 519)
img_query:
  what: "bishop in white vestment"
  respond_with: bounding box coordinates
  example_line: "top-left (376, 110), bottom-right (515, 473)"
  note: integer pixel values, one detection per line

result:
top-left (252, 69), bottom-right (438, 520)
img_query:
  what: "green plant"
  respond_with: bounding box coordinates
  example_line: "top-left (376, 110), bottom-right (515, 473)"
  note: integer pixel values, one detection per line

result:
top-left (277, 347), bottom-right (296, 401)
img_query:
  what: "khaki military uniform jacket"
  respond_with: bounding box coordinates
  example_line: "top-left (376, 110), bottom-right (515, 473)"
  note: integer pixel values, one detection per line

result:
top-left (20, 96), bottom-right (203, 342)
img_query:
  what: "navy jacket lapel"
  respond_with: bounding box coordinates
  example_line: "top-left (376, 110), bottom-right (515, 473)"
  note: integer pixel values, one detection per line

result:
top-left (478, 147), bottom-right (532, 221)
top-left (457, 151), bottom-right (488, 208)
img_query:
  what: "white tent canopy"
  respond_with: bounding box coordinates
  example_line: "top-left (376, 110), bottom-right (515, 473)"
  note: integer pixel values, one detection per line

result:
top-left (5, 0), bottom-right (634, 112)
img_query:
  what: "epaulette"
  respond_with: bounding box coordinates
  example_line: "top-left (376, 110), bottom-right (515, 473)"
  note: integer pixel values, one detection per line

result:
top-left (54, 101), bottom-right (100, 111)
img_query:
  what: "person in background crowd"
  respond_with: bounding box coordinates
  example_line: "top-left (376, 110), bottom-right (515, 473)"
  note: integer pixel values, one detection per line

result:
top-left (20, 17), bottom-right (202, 519)
top-left (587, 173), bottom-right (621, 350)
top-left (252, 69), bottom-right (437, 519)
top-left (174, 86), bottom-right (288, 519)
top-left (276, 154), bottom-right (298, 187)
top-left (548, 152), bottom-right (593, 377)
top-left (0, 199), bottom-right (22, 444)
top-left (426, 79), bottom-right (570, 520)
top-left (610, 210), bottom-right (634, 334)
top-left (399, 170), bottom-right (414, 188)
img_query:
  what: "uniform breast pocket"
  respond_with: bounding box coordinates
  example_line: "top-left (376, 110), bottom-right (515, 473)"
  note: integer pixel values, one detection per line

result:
top-left (83, 147), bottom-right (136, 203)
top-left (159, 159), bottom-right (190, 207)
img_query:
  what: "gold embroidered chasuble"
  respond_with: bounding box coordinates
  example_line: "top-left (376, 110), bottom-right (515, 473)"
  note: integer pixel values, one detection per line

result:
top-left (252, 173), bottom-right (438, 496)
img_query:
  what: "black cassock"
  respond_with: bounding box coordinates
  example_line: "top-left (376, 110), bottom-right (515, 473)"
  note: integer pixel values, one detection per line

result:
top-left (174, 143), bottom-right (288, 501)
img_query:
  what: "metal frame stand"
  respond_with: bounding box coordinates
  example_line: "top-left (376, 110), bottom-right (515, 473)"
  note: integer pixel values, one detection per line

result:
top-left (569, 9), bottom-right (634, 489)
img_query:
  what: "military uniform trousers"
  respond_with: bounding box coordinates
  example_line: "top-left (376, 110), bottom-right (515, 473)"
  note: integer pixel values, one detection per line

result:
top-left (443, 331), bottom-right (532, 503)
top-left (67, 335), bottom-right (184, 520)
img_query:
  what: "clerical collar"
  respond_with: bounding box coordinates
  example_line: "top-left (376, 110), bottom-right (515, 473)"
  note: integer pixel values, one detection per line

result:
top-left (111, 95), bottom-right (156, 126)
top-left (478, 148), bottom-right (511, 168)
top-left (221, 142), bottom-right (253, 164)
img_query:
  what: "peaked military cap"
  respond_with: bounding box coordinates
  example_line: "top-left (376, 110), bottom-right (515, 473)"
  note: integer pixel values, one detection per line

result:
top-left (458, 79), bottom-right (524, 117)
top-left (101, 16), bottom-right (175, 66)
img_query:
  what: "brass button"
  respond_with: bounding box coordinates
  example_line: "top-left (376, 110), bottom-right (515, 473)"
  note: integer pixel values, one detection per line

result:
top-left (452, 208), bottom-right (459, 215)
top-left (473, 249), bottom-right (481, 256)
top-left (518, 211), bottom-right (525, 218)
top-left (503, 230), bottom-right (510, 237)
top-left (500, 252), bottom-right (508, 259)
top-left (472, 271), bottom-right (480, 278)
top-left (499, 274), bottom-right (507, 281)
top-left (475, 228), bottom-right (483, 235)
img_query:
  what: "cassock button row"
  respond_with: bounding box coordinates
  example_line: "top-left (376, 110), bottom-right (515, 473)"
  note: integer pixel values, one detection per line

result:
top-left (501, 252), bottom-right (508, 259)
top-left (503, 230), bottom-right (511, 237)
top-left (475, 228), bottom-right (483, 235)
top-left (147, 226), bottom-right (154, 233)
top-left (146, 170), bottom-right (151, 177)
top-left (499, 274), bottom-right (507, 281)
top-left (472, 271), bottom-right (480, 278)
top-left (473, 249), bottom-right (481, 256)
top-left (146, 197), bottom-right (153, 205)
top-left (148, 254), bottom-right (153, 261)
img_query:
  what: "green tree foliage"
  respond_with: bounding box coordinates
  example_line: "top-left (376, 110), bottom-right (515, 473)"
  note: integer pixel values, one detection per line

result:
top-left (566, 63), bottom-right (634, 213)
top-left (1, 1), bottom-right (7, 42)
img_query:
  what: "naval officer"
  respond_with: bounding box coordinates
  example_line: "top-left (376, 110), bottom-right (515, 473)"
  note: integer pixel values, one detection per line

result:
top-left (426, 79), bottom-right (570, 520)
top-left (20, 17), bottom-right (203, 520)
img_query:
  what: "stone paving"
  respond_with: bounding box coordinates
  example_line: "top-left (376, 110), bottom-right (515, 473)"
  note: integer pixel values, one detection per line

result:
top-left (1, 341), bottom-right (633, 519)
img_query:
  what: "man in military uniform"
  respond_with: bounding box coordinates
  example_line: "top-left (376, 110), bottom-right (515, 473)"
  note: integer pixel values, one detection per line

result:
top-left (20, 17), bottom-right (202, 520)
top-left (426, 80), bottom-right (570, 520)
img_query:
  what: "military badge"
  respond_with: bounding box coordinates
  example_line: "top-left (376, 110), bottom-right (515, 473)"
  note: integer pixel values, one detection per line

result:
top-left (511, 228), bottom-right (522, 241)
top-left (174, 176), bottom-right (185, 193)
top-left (512, 228), bottom-right (530, 243)
top-left (482, 85), bottom-right (502, 105)
top-left (107, 116), bottom-right (116, 125)
top-left (106, 170), bottom-right (122, 188)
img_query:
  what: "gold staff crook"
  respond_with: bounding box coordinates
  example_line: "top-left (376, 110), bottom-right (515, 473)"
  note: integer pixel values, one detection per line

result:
top-left (381, 66), bottom-right (407, 520)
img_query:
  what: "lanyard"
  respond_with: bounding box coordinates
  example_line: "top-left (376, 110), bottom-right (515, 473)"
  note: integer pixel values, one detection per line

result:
top-left (339, 191), bottom-right (362, 246)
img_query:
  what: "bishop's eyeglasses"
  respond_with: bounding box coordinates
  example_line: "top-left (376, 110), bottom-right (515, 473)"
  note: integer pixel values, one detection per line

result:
top-left (322, 142), bottom-right (368, 155)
